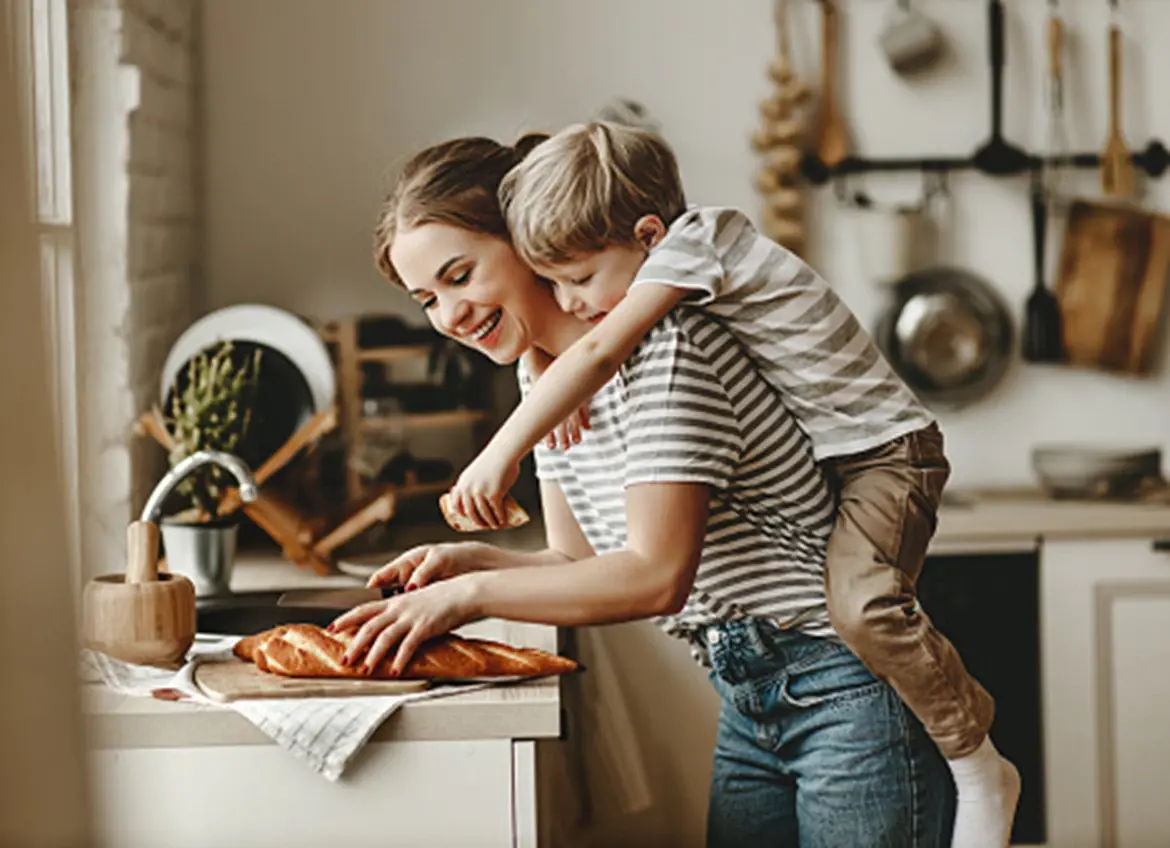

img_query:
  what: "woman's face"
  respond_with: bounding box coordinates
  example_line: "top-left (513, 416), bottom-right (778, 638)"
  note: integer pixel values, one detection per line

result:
top-left (390, 222), bottom-right (551, 365)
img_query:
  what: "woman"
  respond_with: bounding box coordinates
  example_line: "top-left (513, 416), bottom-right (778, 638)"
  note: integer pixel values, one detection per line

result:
top-left (330, 136), bottom-right (955, 846)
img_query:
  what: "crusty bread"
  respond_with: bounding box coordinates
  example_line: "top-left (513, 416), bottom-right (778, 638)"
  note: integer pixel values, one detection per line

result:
top-left (439, 493), bottom-right (530, 532)
top-left (232, 623), bottom-right (577, 680)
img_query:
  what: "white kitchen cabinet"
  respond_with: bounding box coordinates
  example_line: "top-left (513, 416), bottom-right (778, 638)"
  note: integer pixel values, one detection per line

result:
top-left (1041, 537), bottom-right (1170, 848)
top-left (91, 739), bottom-right (538, 848)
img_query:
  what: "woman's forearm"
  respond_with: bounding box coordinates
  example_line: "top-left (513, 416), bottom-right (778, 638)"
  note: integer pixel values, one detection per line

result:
top-left (463, 550), bottom-right (684, 627)
top-left (468, 542), bottom-right (573, 571)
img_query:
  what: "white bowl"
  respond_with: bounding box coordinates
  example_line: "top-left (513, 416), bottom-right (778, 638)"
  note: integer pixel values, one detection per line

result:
top-left (1031, 445), bottom-right (1163, 499)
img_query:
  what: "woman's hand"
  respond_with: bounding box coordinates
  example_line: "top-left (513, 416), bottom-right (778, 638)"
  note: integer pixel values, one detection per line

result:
top-left (328, 578), bottom-right (479, 676)
top-left (367, 542), bottom-right (492, 592)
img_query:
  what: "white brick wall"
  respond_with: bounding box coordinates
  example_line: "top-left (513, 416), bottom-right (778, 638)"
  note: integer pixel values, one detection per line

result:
top-left (122, 0), bottom-right (201, 508)
top-left (71, 0), bottom-right (201, 576)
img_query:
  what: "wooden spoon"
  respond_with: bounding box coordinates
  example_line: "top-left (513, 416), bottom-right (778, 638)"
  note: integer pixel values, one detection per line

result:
top-left (1101, 20), bottom-right (1134, 197)
top-left (815, 0), bottom-right (849, 170)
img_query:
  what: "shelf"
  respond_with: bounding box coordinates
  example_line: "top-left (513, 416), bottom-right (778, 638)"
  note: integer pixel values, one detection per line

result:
top-left (356, 345), bottom-right (432, 364)
top-left (361, 409), bottom-right (488, 432)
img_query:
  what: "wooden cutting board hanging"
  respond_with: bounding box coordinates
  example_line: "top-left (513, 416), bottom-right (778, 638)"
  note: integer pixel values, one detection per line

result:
top-left (1054, 199), bottom-right (1170, 375)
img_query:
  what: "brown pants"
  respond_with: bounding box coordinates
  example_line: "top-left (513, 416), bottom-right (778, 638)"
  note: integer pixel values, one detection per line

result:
top-left (823, 422), bottom-right (994, 759)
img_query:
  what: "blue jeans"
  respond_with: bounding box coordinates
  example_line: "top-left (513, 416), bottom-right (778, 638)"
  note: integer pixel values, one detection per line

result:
top-left (700, 617), bottom-right (955, 847)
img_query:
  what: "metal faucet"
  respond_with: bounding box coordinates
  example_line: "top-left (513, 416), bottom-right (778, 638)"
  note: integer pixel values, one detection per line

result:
top-left (140, 450), bottom-right (259, 523)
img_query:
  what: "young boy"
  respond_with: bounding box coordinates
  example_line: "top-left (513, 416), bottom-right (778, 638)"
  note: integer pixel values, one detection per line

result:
top-left (446, 121), bottom-right (1019, 847)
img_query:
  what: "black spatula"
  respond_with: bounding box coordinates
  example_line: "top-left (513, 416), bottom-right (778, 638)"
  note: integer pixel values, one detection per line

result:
top-left (1022, 173), bottom-right (1065, 362)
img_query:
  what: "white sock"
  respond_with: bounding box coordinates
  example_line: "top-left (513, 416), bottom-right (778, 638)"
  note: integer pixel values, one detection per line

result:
top-left (946, 737), bottom-right (1021, 848)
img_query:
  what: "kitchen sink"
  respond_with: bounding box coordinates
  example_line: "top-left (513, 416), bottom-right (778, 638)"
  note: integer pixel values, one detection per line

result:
top-left (196, 591), bottom-right (338, 636)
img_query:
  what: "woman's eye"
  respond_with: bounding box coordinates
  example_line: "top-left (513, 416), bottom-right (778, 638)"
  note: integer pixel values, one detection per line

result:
top-left (419, 296), bottom-right (437, 310)
top-left (571, 274), bottom-right (593, 286)
top-left (450, 269), bottom-right (471, 286)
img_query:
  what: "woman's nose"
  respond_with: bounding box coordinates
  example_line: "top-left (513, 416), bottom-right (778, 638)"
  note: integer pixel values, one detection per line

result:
top-left (435, 296), bottom-right (469, 335)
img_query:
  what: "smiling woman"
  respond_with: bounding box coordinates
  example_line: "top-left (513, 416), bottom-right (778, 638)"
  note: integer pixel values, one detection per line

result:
top-left (354, 134), bottom-right (959, 845)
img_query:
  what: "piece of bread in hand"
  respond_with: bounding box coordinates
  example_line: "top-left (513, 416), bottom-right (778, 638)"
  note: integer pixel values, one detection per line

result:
top-left (232, 623), bottom-right (578, 680)
top-left (439, 492), bottom-right (530, 532)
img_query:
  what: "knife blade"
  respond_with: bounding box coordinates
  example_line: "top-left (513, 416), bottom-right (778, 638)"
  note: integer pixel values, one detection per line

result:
top-left (276, 586), bottom-right (403, 609)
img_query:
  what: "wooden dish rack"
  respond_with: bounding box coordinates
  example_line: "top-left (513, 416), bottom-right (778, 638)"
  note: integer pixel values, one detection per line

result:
top-left (135, 317), bottom-right (490, 575)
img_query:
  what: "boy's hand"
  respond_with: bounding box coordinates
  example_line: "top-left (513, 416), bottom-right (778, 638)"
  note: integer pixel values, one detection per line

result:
top-left (447, 445), bottom-right (522, 531)
top-left (543, 404), bottom-right (591, 451)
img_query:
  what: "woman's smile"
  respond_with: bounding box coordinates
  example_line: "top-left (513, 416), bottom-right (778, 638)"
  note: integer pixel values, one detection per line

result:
top-left (468, 308), bottom-right (503, 346)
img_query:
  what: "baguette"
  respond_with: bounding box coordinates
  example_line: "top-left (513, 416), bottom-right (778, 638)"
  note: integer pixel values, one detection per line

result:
top-left (439, 493), bottom-right (530, 532)
top-left (232, 623), bottom-right (577, 680)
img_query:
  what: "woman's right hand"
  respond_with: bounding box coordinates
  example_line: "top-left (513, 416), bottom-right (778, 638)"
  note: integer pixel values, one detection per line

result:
top-left (367, 542), bottom-right (492, 592)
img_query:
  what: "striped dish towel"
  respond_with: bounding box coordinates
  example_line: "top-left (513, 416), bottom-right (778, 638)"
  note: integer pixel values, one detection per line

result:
top-left (81, 639), bottom-right (488, 782)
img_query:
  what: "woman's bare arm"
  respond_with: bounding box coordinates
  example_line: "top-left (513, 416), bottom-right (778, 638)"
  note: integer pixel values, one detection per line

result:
top-left (462, 480), bottom-right (709, 626)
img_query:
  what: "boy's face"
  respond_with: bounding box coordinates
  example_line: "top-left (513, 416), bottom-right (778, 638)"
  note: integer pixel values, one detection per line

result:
top-left (534, 243), bottom-right (647, 324)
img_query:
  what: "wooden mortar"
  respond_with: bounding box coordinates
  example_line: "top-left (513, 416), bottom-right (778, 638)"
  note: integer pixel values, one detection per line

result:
top-left (82, 521), bottom-right (196, 668)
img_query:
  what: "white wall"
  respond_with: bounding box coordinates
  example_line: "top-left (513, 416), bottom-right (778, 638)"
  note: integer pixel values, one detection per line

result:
top-left (202, 0), bottom-right (1170, 490)
top-left (122, 0), bottom-right (203, 507)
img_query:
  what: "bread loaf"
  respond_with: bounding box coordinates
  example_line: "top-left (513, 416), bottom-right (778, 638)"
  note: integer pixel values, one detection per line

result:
top-left (233, 623), bottom-right (577, 680)
top-left (439, 493), bottom-right (530, 532)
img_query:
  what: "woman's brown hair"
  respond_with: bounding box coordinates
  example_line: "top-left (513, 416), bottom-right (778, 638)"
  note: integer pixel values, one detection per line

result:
top-left (373, 133), bottom-right (548, 285)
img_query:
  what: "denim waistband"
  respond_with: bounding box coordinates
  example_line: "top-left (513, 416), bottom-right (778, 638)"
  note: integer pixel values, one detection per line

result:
top-left (691, 617), bottom-right (844, 686)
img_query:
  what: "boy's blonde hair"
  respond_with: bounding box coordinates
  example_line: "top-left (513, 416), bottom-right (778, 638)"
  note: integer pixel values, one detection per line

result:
top-left (499, 121), bottom-right (687, 267)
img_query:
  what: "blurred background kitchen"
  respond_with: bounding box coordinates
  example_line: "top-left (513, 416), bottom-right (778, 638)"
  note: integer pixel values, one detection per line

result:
top-left (6, 1), bottom-right (1170, 846)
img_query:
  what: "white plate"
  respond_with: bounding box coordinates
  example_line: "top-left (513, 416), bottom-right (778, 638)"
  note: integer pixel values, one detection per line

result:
top-left (160, 305), bottom-right (335, 413)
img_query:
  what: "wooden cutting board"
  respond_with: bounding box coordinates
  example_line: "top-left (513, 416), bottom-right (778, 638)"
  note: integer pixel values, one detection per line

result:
top-left (195, 661), bottom-right (429, 703)
top-left (1055, 199), bottom-right (1170, 375)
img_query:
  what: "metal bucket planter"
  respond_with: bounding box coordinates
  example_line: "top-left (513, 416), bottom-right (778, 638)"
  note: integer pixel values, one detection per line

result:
top-left (160, 518), bottom-right (239, 597)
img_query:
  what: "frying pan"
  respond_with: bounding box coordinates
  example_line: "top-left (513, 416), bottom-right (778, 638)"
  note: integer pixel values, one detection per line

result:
top-left (875, 267), bottom-right (1014, 409)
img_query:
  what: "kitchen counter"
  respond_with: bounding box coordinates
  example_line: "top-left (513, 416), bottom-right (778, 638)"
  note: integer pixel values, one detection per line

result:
top-left (83, 553), bottom-right (563, 750)
top-left (931, 487), bottom-right (1170, 553)
top-left (84, 489), bottom-right (1170, 750)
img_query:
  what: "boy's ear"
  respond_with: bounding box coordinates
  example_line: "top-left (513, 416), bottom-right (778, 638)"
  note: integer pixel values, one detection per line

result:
top-left (633, 215), bottom-right (667, 251)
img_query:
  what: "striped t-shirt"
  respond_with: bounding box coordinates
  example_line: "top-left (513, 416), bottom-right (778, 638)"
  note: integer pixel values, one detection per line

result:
top-left (524, 308), bottom-right (837, 645)
top-left (631, 206), bottom-right (934, 459)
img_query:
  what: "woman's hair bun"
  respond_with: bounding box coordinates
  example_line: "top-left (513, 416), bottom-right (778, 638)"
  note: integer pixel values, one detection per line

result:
top-left (511, 132), bottom-right (550, 162)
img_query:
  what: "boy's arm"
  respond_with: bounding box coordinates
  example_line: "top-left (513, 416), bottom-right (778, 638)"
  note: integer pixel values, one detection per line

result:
top-left (446, 282), bottom-right (688, 529)
top-left (491, 281), bottom-right (687, 460)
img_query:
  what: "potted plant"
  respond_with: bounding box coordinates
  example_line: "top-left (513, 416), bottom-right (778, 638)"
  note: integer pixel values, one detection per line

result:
top-left (158, 341), bottom-right (263, 596)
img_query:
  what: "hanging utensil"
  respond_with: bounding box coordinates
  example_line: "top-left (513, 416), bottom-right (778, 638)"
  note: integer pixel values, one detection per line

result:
top-left (1101, 0), bottom-right (1135, 198)
top-left (875, 266), bottom-right (1015, 410)
top-left (1022, 0), bottom-right (1066, 363)
top-left (1022, 172), bottom-right (1064, 362)
top-left (815, 0), bottom-right (850, 170)
top-left (1042, 0), bottom-right (1070, 207)
top-left (971, 0), bottom-right (1031, 175)
top-left (1055, 200), bottom-right (1170, 375)
top-left (878, 0), bottom-right (945, 77)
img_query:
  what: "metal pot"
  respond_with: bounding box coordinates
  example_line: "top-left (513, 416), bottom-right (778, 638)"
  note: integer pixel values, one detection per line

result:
top-left (875, 266), bottom-right (1014, 409)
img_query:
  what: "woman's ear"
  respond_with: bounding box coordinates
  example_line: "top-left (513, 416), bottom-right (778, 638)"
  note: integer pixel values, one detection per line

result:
top-left (633, 215), bottom-right (667, 251)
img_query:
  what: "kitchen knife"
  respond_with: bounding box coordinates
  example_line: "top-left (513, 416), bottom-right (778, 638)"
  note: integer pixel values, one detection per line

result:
top-left (275, 586), bottom-right (403, 609)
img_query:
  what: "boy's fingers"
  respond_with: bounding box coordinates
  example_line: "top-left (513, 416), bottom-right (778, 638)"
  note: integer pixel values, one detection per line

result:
top-left (465, 497), bottom-right (494, 531)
